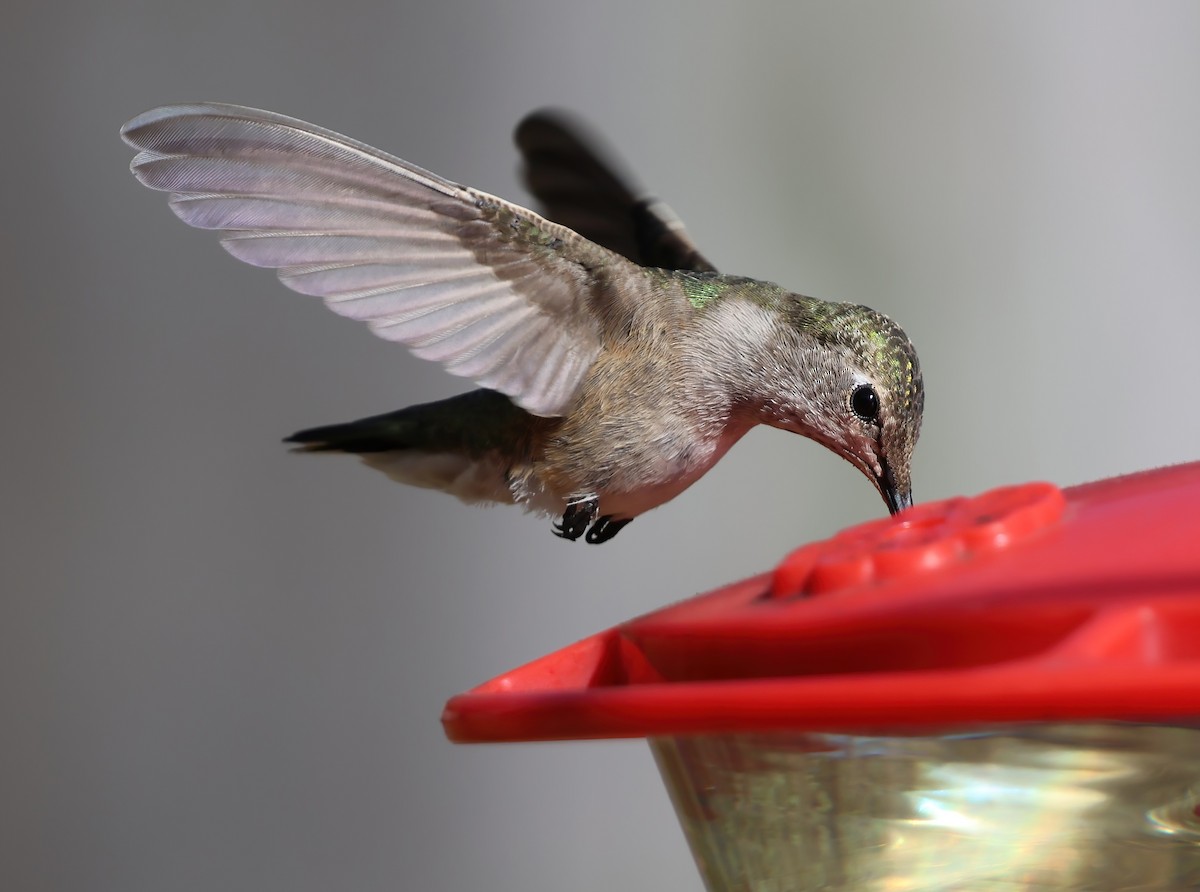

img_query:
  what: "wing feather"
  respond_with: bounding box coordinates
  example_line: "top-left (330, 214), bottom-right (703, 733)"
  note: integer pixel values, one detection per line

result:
top-left (281, 261), bottom-right (488, 297)
top-left (516, 110), bottom-right (717, 273)
top-left (406, 304), bottom-right (536, 361)
top-left (122, 102), bottom-right (656, 416)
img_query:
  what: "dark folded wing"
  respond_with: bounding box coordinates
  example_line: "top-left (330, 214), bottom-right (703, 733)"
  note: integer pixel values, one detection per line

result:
top-left (515, 110), bottom-right (716, 273)
top-left (122, 103), bottom-right (648, 416)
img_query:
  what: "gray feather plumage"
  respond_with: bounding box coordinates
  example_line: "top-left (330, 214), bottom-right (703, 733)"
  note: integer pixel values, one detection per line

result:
top-left (121, 102), bottom-right (659, 417)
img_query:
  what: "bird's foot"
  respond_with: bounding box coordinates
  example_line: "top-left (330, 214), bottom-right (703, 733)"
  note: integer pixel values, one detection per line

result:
top-left (585, 516), bottom-right (632, 544)
top-left (553, 495), bottom-right (599, 541)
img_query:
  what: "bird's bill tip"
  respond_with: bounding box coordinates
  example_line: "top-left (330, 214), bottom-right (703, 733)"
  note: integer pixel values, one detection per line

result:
top-left (877, 460), bottom-right (912, 516)
top-left (884, 484), bottom-right (913, 515)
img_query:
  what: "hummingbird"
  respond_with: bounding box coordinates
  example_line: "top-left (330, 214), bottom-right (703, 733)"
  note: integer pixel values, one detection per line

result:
top-left (121, 103), bottom-right (923, 544)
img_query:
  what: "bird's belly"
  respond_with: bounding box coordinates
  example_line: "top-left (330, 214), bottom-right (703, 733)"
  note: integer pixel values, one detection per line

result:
top-left (598, 468), bottom-right (713, 519)
top-left (356, 423), bottom-right (751, 522)
top-left (598, 424), bottom-right (749, 520)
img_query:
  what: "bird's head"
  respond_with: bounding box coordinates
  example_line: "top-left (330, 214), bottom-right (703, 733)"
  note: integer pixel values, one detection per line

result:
top-left (768, 299), bottom-right (924, 515)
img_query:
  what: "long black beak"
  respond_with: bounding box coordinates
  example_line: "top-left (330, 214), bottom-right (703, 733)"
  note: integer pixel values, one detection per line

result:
top-left (878, 460), bottom-right (913, 515)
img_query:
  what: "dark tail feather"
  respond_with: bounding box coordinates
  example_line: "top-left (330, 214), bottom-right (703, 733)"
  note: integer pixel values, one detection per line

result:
top-left (285, 390), bottom-right (533, 456)
top-left (284, 411), bottom-right (415, 454)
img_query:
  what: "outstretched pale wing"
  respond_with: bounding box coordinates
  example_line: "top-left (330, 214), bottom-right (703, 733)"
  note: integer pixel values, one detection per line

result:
top-left (516, 110), bottom-right (717, 273)
top-left (122, 103), bottom-right (641, 416)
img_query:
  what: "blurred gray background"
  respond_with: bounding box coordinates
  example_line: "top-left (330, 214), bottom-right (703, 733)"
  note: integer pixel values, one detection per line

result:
top-left (5, 3), bottom-right (1200, 891)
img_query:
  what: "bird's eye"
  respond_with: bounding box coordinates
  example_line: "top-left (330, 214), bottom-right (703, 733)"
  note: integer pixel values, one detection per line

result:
top-left (850, 384), bottom-right (880, 423)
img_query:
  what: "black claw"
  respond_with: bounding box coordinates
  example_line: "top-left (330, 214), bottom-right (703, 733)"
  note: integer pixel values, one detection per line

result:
top-left (585, 516), bottom-right (632, 544)
top-left (553, 496), bottom-right (599, 541)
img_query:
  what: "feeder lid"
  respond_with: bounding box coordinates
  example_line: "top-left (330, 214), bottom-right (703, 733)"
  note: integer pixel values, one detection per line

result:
top-left (443, 462), bottom-right (1200, 742)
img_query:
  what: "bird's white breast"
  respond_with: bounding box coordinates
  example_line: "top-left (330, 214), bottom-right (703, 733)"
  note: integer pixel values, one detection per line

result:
top-left (597, 423), bottom-right (751, 520)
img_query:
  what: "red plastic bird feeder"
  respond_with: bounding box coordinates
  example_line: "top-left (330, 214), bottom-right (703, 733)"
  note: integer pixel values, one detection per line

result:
top-left (444, 463), bottom-right (1200, 891)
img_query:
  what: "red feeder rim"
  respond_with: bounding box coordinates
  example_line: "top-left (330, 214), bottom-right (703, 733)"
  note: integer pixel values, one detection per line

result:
top-left (443, 462), bottom-right (1200, 743)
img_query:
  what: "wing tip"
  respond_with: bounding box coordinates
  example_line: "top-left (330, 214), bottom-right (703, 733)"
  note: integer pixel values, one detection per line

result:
top-left (120, 103), bottom-right (204, 147)
top-left (120, 102), bottom-right (279, 150)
